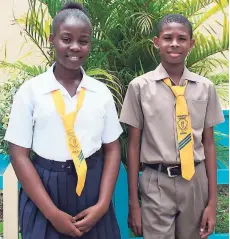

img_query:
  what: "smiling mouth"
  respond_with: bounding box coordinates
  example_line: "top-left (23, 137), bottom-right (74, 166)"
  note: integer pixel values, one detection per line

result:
top-left (168, 52), bottom-right (181, 57)
top-left (66, 55), bottom-right (81, 61)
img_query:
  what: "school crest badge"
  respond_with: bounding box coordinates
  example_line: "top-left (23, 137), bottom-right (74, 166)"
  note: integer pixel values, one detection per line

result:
top-left (177, 115), bottom-right (188, 134)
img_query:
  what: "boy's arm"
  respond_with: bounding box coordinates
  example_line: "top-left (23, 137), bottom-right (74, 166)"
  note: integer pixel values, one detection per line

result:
top-left (128, 126), bottom-right (141, 207)
top-left (127, 125), bottom-right (142, 236)
top-left (200, 126), bottom-right (216, 238)
top-left (119, 80), bottom-right (143, 235)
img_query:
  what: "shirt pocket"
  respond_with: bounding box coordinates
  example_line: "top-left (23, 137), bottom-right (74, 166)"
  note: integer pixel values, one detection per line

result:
top-left (187, 99), bottom-right (208, 130)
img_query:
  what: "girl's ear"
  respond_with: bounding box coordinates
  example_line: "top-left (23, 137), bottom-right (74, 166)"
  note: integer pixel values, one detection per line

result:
top-left (49, 34), bottom-right (54, 46)
top-left (153, 36), bottom-right (160, 49)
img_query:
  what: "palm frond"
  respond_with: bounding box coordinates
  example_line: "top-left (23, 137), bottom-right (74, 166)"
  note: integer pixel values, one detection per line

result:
top-left (209, 72), bottom-right (229, 107)
top-left (208, 72), bottom-right (229, 83)
top-left (86, 68), bottom-right (124, 112)
top-left (215, 83), bottom-right (229, 108)
top-left (0, 61), bottom-right (47, 77)
top-left (26, 1), bottom-right (52, 62)
top-left (38, 0), bottom-right (62, 17)
top-left (187, 29), bottom-right (229, 67)
top-left (188, 57), bottom-right (228, 76)
top-left (149, 0), bottom-right (184, 13)
top-left (222, 14), bottom-right (229, 50)
top-left (183, 0), bottom-right (216, 18)
top-left (189, 0), bottom-right (228, 30)
top-left (130, 12), bottom-right (155, 35)
top-left (14, 0), bottom-right (52, 63)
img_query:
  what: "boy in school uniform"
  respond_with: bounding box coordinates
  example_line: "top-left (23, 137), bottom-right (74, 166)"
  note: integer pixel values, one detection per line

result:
top-left (120, 14), bottom-right (224, 239)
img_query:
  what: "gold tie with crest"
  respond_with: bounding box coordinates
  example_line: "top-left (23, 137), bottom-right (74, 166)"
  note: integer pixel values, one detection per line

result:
top-left (52, 88), bottom-right (87, 196)
top-left (164, 78), bottom-right (195, 180)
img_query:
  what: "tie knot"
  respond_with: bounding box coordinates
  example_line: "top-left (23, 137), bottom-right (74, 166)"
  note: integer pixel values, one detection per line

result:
top-left (163, 78), bottom-right (187, 98)
top-left (171, 86), bottom-right (186, 97)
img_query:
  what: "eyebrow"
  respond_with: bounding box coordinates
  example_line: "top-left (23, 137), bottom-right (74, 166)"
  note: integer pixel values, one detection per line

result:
top-left (79, 34), bottom-right (90, 37)
top-left (162, 33), bottom-right (189, 37)
top-left (60, 32), bottom-right (90, 37)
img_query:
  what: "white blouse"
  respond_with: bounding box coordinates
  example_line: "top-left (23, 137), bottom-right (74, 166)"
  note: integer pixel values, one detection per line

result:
top-left (5, 65), bottom-right (123, 161)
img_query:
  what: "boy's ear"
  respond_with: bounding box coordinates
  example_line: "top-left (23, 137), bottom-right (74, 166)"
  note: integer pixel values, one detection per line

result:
top-left (153, 36), bottom-right (160, 49)
top-left (189, 39), bottom-right (195, 51)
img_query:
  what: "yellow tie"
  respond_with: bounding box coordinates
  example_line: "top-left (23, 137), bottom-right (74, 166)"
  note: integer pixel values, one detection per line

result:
top-left (52, 88), bottom-right (87, 196)
top-left (164, 78), bottom-right (195, 180)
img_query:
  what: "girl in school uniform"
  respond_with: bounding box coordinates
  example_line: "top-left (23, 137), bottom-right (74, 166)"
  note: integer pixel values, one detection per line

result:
top-left (5, 2), bottom-right (122, 239)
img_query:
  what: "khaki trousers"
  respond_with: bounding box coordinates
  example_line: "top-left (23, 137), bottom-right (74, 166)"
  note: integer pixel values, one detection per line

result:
top-left (140, 162), bottom-right (208, 239)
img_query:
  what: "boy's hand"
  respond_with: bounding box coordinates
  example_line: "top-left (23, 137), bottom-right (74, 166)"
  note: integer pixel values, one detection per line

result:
top-left (49, 209), bottom-right (83, 237)
top-left (200, 204), bottom-right (216, 239)
top-left (128, 205), bottom-right (142, 236)
top-left (74, 204), bottom-right (106, 233)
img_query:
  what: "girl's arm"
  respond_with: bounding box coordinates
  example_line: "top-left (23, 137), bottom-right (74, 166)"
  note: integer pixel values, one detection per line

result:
top-left (9, 143), bottom-right (83, 237)
top-left (10, 144), bottom-right (57, 219)
top-left (98, 139), bottom-right (121, 209)
top-left (100, 140), bottom-right (121, 206)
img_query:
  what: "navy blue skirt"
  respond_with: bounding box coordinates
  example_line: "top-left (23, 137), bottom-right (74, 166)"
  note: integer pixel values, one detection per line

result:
top-left (19, 151), bottom-right (121, 239)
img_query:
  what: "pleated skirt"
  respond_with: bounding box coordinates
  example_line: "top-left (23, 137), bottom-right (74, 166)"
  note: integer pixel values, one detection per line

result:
top-left (19, 151), bottom-right (121, 239)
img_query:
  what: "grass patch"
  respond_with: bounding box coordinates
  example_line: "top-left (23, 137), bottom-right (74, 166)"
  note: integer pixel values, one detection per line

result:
top-left (0, 222), bottom-right (2, 234)
top-left (216, 185), bottom-right (229, 233)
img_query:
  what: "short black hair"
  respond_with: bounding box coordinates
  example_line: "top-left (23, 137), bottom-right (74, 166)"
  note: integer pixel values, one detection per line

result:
top-left (157, 14), bottom-right (193, 38)
top-left (52, 2), bottom-right (92, 35)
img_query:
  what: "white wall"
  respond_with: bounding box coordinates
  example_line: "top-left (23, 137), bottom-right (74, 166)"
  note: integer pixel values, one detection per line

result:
top-left (0, 0), bottom-right (44, 82)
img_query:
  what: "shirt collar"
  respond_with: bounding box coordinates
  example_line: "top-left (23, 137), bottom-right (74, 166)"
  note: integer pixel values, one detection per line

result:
top-left (40, 63), bottom-right (98, 95)
top-left (150, 63), bottom-right (198, 83)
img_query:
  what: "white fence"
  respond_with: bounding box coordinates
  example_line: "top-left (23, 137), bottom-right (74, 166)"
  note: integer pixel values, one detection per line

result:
top-left (3, 164), bottom-right (18, 239)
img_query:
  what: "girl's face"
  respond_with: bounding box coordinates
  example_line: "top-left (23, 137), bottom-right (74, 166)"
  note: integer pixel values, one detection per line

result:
top-left (50, 17), bottom-right (91, 70)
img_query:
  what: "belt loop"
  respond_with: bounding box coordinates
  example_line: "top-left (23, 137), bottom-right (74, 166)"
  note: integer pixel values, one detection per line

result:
top-left (158, 164), bottom-right (162, 172)
top-left (50, 160), bottom-right (54, 171)
top-left (66, 164), bottom-right (72, 173)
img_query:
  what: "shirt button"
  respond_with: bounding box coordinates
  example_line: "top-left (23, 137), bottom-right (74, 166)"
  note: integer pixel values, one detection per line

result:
top-left (61, 165), bottom-right (64, 168)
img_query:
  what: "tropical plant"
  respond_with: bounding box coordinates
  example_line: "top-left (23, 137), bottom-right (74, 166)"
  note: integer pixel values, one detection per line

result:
top-left (0, 74), bottom-right (27, 155)
top-left (1, 0), bottom-right (228, 104)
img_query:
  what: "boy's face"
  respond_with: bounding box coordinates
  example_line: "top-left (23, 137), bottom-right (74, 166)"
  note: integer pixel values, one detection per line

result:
top-left (49, 18), bottom-right (91, 70)
top-left (153, 22), bottom-right (195, 65)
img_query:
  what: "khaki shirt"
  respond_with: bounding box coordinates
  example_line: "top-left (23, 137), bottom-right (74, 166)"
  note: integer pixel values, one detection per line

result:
top-left (120, 64), bottom-right (225, 164)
